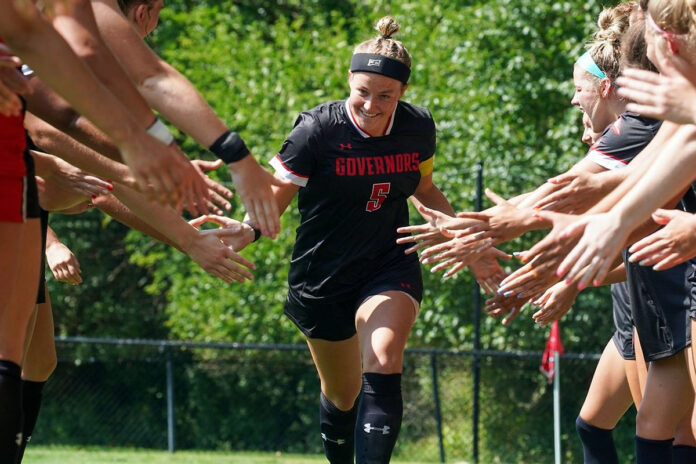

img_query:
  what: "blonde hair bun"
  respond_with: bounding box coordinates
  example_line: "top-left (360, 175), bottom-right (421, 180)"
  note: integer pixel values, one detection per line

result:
top-left (376, 16), bottom-right (400, 39)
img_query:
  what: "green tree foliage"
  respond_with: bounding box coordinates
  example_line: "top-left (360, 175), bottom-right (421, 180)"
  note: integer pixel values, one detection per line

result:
top-left (50, 0), bottom-right (620, 351)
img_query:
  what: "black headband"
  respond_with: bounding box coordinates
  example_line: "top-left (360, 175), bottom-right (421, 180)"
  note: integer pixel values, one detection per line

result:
top-left (350, 53), bottom-right (410, 84)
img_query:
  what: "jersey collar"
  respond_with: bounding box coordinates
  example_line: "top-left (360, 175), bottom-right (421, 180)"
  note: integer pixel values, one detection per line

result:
top-left (344, 99), bottom-right (396, 138)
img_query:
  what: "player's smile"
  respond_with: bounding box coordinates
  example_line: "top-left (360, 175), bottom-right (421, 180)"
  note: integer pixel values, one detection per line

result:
top-left (348, 71), bottom-right (407, 136)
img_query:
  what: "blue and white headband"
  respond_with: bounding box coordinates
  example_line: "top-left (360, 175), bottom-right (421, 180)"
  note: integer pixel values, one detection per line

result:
top-left (576, 50), bottom-right (607, 80)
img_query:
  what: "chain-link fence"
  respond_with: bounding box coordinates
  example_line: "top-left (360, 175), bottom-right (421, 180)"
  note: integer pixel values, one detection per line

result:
top-left (32, 337), bottom-right (636, 463)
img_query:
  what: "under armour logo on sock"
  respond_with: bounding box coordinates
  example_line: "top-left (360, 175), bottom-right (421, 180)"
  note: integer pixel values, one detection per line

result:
top-left (15, 432), bottom-right (22, 446)
top-left (321, 433), bottom-right (346, 445)
top-left (363, 423), bottom-right (391, 435)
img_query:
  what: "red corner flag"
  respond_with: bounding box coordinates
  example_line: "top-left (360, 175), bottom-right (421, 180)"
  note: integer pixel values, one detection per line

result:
top-left (540, 321), bottom-right (564, 384)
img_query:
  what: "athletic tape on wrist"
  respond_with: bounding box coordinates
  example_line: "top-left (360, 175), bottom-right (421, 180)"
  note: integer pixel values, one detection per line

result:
top-left (209, 130), bottom-right (250, 164)
top-left (243, 220), bottom-right (261, 242)
top-left (146, 118), bottom-right (174, 145)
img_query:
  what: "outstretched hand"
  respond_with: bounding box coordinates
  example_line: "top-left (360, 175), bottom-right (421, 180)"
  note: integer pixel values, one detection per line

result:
top-left (552, 211), bottom-right (628, 289)
top-left (188, 214), bottom-right (255, 252)
top-left (628, 208), bottom-right (696, 270)
top-left (532, 280), bottom-right (581, 326)
top-left (532, 171), bottom-right (605, 214)
top-left (228, 155), bottom-right (288, 239)
top-left (441, 188), bottom-right (536, 247)
top-left (617, 53), bottom-right (696, 125)
top-left (396, 204), bottom-right (457, 254)
top-left (191, 159), bottom-right (234, 215)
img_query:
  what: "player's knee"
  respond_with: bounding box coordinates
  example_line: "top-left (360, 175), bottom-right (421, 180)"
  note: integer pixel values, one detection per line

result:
top-left (636, 407), bottom-right (675, 440)
top-left (362, 339), bottom-right (404, 373)
top-left (322, 385), bottom-right (360, 411)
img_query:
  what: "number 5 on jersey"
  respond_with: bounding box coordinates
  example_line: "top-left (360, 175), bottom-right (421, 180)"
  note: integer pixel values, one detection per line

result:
top-left (366, 182), bottom-right (391, 212)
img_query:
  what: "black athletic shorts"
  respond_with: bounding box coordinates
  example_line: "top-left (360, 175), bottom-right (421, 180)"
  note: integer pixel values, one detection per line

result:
top-left (611, 281), bottom-right (635, 360)
top-left (36, 209), bottom-right (49, 304)
top-left (284, 257), bottom-right (423, 341)
top-left (624, 250), bottom-right (693, 362)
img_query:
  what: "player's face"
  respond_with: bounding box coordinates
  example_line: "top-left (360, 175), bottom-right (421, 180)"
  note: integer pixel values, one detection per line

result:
top-left (581, 112), bottom-right (601, 145)
top-left (571, 66), bottom-right (609, 132)
top-left (348, 72), bottom-right (406, 136)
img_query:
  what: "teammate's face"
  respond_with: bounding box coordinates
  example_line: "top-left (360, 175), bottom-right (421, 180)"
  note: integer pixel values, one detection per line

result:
top-left (581, 112), bottom-right (602, 145)
top-left (130, 0), bottom-right (164, 39)
top-left (571, 66), bottom-right (610, 132)
top-left (348, 72), bottom-right (406, 136)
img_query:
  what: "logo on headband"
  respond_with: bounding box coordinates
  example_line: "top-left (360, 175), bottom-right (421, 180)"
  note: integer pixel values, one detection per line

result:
top-left (367, 59), bottom-right (382, 67)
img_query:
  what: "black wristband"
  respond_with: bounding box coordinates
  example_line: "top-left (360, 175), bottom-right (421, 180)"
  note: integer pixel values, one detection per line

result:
top-left (209, 130), bottom-right (250, 164)
top-left (243, 220), bottom-right (261, 242)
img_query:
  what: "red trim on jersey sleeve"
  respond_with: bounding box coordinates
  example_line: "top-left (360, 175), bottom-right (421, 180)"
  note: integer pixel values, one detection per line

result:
top-left (269, 155), bottom-right (309, 187)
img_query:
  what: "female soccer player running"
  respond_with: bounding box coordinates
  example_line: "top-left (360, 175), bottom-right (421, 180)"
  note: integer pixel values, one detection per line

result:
top-left (224, 16), bottom-right (455, 463)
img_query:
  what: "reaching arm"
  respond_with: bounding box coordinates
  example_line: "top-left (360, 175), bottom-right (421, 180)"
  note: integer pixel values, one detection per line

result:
top-left (0, 1), bottom-right (207, 210)
top-left (25, 77), bottom-right (121, 160)
top-left (90, 0), bottom-right (285, 237)
top-left (26, 113), bottom-right (136, 187)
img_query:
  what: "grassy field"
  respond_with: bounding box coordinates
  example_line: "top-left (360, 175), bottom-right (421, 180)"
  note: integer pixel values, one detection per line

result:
top-left (23, 446), bottom-right (446, 464)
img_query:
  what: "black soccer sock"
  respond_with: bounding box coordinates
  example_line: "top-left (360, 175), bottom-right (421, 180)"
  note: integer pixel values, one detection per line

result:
top-left (0, 360), bottom-right (23, 463)
top-left (16, 380), bottom-right (45, 463)
top-left (635, 435), bottom-right (674, 464)
top-left (673, 445), bottom-right (696, 463)
top-left (355, 373), bottom-right (402, 464)
top-left (319, 392), bottom-right (357, 464)
top-left (575, 416), bottom-right (619, 464)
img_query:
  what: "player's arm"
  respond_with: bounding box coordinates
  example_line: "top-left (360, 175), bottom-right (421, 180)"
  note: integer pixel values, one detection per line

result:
top-left (111, 182), bottom-right (255, 283)
top-left (0, 2), bottom-right (207, 210)
top-left (53, 0), bottom-right (157, 129)
top-left (412, 173), bottom-right (454, 217)
top-left (25, 76), bottom-right (122, 160)
top-left (91, 0), bottom-right (284, 236)
top-left (26, 112), bottom-right (136, 188)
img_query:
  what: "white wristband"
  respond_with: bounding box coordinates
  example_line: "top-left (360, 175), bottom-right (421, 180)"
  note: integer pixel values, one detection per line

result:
top-left (146, 118), bottom-right (174, 145)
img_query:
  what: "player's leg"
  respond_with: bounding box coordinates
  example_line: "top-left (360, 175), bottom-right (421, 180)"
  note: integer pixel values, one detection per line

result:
top-left (354, 290), bottom-right (417, 464)
top-left (17, 288), bottom-right (57, 463)
top-left (576, 339), bottom-right (632, 464)
top-left (672, 345), bottom-right (696, 463)
top-left (0, 218), bottom-right (41, 460)
top-left (306, 336), bottom-right (362, 464)
top-left (629, 328), bottom-right (647, 407)
top-left (636, 351), bottom-right (693, 464)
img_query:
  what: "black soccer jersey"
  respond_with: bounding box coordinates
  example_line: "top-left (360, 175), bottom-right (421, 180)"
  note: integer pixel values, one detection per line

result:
top-left (270, 99), bottom-right (436, 304)
top-left (586, 112), bottom-right (661, 170)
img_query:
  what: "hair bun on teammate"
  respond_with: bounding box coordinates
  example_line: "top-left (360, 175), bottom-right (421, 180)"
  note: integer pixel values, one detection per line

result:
top-left (354, 16), bottom-right (411, 68)
top-left (587, 2), bottom-right (634, 81)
